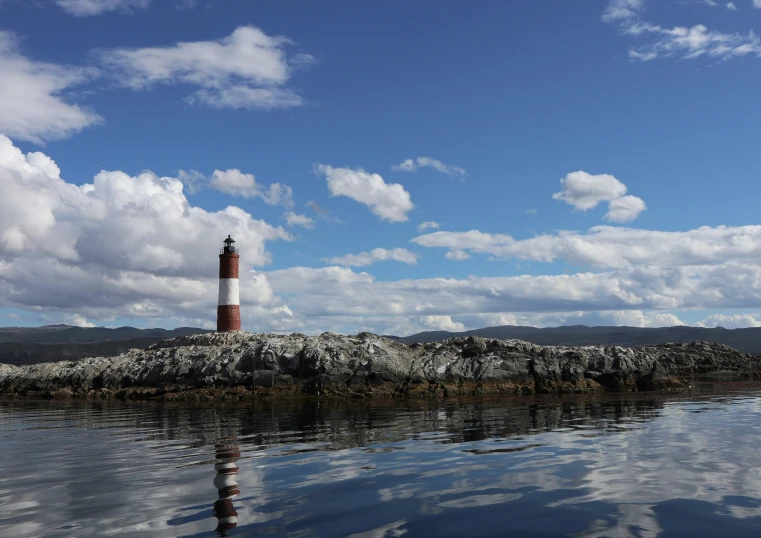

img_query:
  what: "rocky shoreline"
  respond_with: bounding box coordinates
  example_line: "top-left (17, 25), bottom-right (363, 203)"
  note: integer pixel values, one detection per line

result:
top-left (0, 331), bottom-right (759, 402)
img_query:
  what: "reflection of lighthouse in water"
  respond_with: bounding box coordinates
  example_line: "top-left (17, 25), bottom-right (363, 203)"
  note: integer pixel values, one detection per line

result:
top-left (213, 443), bottom-right (241, 535)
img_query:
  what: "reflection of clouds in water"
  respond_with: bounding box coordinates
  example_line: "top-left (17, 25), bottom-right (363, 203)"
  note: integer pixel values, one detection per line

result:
top-left (578, 503), bottom-right (662, 538)
top-left (536, 399), bottom-right (761, 535)
top-left (418, 463), bottom-right (493, 479)
top-left (5, 394), bottom-right (761, 536)
top-left (0, 419), bottom-right (273, 536)
top-left (571, 399), bottom-right (761, 504)
top-left (0, 500), bottom-right (43, 537)
top-left (295, 451), bottom-right (370, 487)
top-left (333, 397), bottom-right (761, 535)
top-left (719, 499), bottom-right (761, 521)
top-left (288, 446), bottom-right (468, 489)
top-left (99, 447), bottom-right (269, 536)
top-left (438, 493), bottom-right (522, 509)
top-left (378, 484), bottom-right (422, 502)
top-left (0, 438), bottom-right (217, 537)
top-left (262, 399), bottom-right (761, 534)
top-left (96, 443), bottom-right (275, 536)
top-left (347, 519), bottom-right (408, 538)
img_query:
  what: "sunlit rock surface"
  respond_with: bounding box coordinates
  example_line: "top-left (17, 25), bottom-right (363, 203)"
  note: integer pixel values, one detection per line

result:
top-left (0, 332), bottom-right (758, 400)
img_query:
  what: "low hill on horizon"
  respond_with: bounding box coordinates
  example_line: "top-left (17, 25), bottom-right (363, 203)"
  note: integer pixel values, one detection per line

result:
top-left (388, 324), bottom-right (761, 354)
top-left (0, 325), bottom-right (214, 366)
top-left (0, 324), bottom-right (212, 344)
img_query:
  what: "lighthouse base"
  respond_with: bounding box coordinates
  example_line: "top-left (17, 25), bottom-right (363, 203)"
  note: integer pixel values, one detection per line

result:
top-left (217, 305), bottom-right (241, 332)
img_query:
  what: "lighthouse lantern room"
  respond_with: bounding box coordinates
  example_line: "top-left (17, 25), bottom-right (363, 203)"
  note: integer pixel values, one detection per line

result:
top-left (222, 235), bottom-right (236, 254)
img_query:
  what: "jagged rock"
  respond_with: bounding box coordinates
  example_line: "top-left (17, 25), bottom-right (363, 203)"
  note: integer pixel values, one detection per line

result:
top-left (0, 364), bottom-right (18, 376)
top-left (0, 332), bottom-right (758, 400)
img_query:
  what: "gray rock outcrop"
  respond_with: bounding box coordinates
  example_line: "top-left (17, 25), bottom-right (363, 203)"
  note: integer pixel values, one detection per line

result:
top-left (0, 332), bottom-right (758, 400)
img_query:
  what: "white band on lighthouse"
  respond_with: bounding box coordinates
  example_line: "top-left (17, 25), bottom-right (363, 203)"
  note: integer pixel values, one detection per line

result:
top-left (218, 278), bottom-right (239, 306)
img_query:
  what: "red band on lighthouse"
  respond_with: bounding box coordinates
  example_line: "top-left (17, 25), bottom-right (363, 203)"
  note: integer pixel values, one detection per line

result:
top-left (217, 235), bottom-right (241, 332)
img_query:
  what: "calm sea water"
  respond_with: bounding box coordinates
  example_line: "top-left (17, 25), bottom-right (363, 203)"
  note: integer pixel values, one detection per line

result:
top-left (3, 384), bottom-right (761, 537)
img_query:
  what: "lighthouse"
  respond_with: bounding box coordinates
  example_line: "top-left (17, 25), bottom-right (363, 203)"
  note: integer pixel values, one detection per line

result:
top-left (217, 235), bottom-right (240, 332)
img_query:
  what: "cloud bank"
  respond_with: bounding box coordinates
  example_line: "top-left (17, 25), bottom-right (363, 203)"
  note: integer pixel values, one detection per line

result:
top-left (411, 224), bottom-right (761, 269)
top-left (3, 135), bottom-right (761, 336)
top-left (0, 134), bottom-right (293, 330)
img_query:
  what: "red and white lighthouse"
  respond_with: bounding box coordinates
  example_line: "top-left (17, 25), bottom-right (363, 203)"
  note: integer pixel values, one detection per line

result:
top-left (217, 235), bottom-right (240, 332)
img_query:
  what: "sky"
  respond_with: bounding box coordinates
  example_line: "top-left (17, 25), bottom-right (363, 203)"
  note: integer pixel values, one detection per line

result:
top-left (2, 0), bottom-right (761, 335)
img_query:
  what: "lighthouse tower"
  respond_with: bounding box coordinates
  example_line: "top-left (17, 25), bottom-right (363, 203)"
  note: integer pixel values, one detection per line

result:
top-left (217, 235), bottom-right (240, 332)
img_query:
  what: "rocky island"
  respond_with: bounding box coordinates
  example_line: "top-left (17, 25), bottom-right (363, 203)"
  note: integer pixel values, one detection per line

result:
top-left (0, 331), bottom-right (759, 401)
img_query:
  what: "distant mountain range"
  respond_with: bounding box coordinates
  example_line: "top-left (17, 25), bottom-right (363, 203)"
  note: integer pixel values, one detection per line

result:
top-left (0, 325), bottom-right (213, 366)
top-left (387, 325), bottom-right (761, 354)
top-left (2, 323), bottom-right (761, 367)
top-left (0, 324), bottom-right (213, 344)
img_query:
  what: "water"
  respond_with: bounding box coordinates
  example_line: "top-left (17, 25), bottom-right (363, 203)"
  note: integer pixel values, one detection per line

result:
top-left (3, 385), bottom-right (761, 537)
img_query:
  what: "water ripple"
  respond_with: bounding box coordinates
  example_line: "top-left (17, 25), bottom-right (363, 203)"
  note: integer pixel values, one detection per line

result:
top-left (3, 387), bottom-right (761, 536)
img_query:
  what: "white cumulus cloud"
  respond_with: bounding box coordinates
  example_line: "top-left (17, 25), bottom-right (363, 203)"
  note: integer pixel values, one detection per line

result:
top-left (0, 134), bottom-right (294, 330)
top-left (97, 26), bottom-right (314, 110)
top-left (553, 171), bottom-right (645, 222)
top-left (553, 171), bottom-right (628, 211)
top-left (0, 31), bottom-right (102, 144)
top-left (313, 164), bottom-right (414, 223)
top-left (176, 169), bottom-right (205, 195)
top-left (417, 221), bottom-right (440, 232)
top-left (178, 168), bottom-right (294, 207)
top-left (325, 248), bottom-right (418, 267)
top-left (697, 313), bottom-right (761, 328)
top-left (209, 169), bottom-right (259, 197)
top-left (260, 182), bottom-right (294, 208)
top-left (418, 315), bottom-right (466, 332)
top-left (392, 157), bottom-right (466, 177)
top-left (604, 195), bottom-right (647, 223)
top-left (63, 313), bottom-right (96, 327)
top-left (283, 212), bottom-right (314, 229)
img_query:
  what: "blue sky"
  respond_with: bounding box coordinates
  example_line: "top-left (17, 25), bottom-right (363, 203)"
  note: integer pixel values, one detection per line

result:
top-left (2, 0), bottom-right (761, 335)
